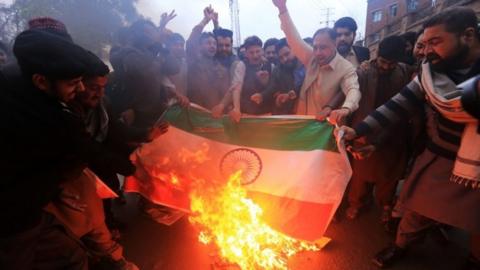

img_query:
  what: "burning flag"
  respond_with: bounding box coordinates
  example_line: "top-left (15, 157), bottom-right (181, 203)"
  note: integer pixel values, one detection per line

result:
top-left (125, 104), bottom-right (351, 242)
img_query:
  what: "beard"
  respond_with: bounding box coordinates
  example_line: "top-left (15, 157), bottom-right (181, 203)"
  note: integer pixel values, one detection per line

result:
top-left (337, 42), bottom-right (351, 55)
top-left (281, 58), bottom-right (297, 70)
top-left (427, 43), bottom-right (469, 72)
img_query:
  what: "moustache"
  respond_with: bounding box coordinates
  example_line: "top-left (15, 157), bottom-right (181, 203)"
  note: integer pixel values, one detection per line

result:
top-left (426, 53), bottom-right (442, 62)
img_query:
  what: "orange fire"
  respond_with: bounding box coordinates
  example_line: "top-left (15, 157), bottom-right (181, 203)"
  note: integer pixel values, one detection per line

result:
top-left (189, 171), bottom-right (319, 270)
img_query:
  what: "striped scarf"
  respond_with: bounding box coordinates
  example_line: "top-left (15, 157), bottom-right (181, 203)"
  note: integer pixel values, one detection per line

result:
top-left (420, 63), bottom-right (480, 188)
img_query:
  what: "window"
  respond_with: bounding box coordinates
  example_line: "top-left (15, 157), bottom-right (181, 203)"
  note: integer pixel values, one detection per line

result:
top-left (389, 4), bottom-right (398, 16)
top-left (407, 0), bottom-right (418, 12)
top-left (372, 10), bottom-right (382, 22)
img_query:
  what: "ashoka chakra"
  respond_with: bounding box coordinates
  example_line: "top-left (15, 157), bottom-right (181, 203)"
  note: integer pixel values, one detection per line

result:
top-left (220, 148), bottom-right (262, 185)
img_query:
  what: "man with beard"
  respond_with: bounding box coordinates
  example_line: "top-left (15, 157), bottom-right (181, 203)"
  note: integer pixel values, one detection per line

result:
top-left (256, 38), bottom-right (303, 114)
top-left (336, 7), bottom-right (480, 269)
top-left (213, 27), bottom-right (238, 69)
top-left (334, 17), bottom-right (370, 67)
top-left (108, 19), bottom-right (183, 130)
top-left (264, 38), bottom-right (280, 66)
top-left (0, 28), bottom-right (91, 270)
top-left (186, 6), bottom-right (231, 114)
top-left (345, 36), bottom-right (413, 226)
top-left (272, 0), bottom-right (361, 125)
top-left (239, 35), bottom-right (273, 115)
top-left (401, 31), bottom-right (417, 65)
top-left (210, 22), bottom-right (245, 121)
top-left (165, 33), bottom-right (188, 96)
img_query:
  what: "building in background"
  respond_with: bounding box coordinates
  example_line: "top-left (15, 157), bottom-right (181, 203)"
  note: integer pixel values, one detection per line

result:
top-left (365, 0), bottom-right (480, 57)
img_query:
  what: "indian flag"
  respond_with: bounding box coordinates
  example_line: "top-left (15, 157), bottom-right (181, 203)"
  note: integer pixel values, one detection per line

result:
top-left (125, 105), bottom-right (351, 241)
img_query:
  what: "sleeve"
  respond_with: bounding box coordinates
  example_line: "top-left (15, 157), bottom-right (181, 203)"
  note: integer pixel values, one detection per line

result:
top-left (278, 12), bottom-right (313, 66)
top-left (354, 78), bottom-right (426, 138)
top-left (460, 75), bottom-right (480, 120)
top-left (220, 61), bottom-right (246, 107)
top-left (186, 24), bottom-right (206, 63)
top-left (340, 66), bottom-right (361, 112)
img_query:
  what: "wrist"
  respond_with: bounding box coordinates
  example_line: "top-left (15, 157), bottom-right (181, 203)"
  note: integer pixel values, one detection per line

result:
top-left (341, 107), bottom-right (351, 115)
top-left (200, 18), bottom-right (210, 26)
top-left (278, 6), bottom-right (288, 15)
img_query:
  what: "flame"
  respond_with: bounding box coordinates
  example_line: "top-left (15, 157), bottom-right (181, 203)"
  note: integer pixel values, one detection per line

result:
top-left (189, 171), bottom-right (319, 270)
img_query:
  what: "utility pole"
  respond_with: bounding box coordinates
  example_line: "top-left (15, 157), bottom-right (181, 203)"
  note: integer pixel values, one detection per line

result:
top-left (319, 7), bottom-right (335, 27)
top-left (229, 0), bottom-right (241, 47)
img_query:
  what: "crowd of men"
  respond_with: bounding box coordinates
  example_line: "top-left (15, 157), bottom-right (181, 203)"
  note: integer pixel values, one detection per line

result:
top-left (1, 0), bottom-right (480, 269)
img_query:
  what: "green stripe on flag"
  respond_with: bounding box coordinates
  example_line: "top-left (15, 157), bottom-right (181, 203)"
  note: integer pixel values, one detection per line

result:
top-left (162, 105), bottom-right (339, 152)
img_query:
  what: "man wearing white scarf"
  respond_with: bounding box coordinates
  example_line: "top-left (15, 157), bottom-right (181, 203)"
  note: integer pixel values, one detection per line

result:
top-left (338, 7), bottom-right (480, 269)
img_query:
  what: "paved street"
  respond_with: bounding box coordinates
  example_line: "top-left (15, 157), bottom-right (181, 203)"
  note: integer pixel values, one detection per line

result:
top-left (115, 195), bottom-right (470, 270)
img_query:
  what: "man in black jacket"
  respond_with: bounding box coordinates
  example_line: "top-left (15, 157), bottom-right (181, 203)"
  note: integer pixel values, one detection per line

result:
top-left (0, 29), bottom-right (91, 270)
top-left (334, 17), bottom-right (370, 67)
top-left (0, 29), bottom-right (135, 270)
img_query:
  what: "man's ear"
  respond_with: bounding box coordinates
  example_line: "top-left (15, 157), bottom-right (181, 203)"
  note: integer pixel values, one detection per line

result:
top-left (463, 27), bottom-right (476, 43)
top-left (31, 74), bottom-right (50, 91)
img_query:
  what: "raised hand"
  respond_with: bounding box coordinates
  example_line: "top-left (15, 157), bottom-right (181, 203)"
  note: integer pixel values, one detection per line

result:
top-left (212, 12), bottom-right (219, 28)
top-left (272, 0), bottom-right (287, 12)
top-left (204, 5), bottom-right (216, 21)
top-left (160, 10), bottom-right (177, 29)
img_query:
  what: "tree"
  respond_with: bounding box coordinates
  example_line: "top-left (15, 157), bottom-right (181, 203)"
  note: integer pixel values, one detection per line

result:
top-left (1, 0), bottom-right (140, 56)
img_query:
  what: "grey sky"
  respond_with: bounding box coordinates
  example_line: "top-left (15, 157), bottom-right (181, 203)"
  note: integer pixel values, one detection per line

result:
top-left (137, 0), bottom-right (367, 45)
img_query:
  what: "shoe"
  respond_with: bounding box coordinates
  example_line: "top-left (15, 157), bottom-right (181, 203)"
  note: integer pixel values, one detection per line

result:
top-left (372, 245), bottom-right (406, 268)
top-left (345, 206), bottom-right (360, 220)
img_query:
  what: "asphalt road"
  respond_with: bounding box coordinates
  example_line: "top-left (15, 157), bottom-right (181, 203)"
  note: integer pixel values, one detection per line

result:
top-left (115, 194), bottom-right (470, 270)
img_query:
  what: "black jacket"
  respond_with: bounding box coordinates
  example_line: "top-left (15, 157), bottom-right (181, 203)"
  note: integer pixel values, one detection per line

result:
top-left (352, 46), bottom-right (370, 63)
top-left (0, 68), bottom-right (134, 235)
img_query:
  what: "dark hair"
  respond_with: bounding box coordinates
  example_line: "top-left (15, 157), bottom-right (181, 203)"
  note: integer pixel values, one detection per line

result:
top-left (415, 29), bottom-right (424, 41)
top-left (243, 35), bottom-right (262, 50)
top-left (303, 37), bottom-right (313, 45)
top-left (128, 19), bottom-right (157, 47)
top-left (313, 27), bottom-right (337, 41)
top-left (213, 28), bottom-right (233, 39)
top-left (165, 32), bottom-right (185, 48)
top-left (264, 38), bottom-right (279, 50)
top-left (424, 7), bottom-right (480, 39)
top-left (378, 35), bottom-right (406, 62)
top-left (83, 51), bottom-right (110, 78)
top-left (199, 32), bottom-right (215, 43)
top-left (275, 38), bottom-right (289, 52)
top-left (334, 17), bottom-right (358, 32)
top-left (400, 31), bottom-right (417, 45)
